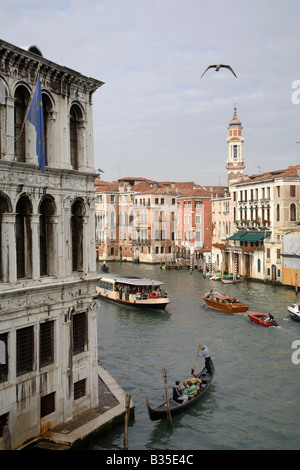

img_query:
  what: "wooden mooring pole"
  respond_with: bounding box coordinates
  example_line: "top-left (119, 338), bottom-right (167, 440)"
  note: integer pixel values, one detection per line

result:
top-left (162, 368), bottom-right (172, 429)
top-left (123, 394), bottom-right (131, 450)
top-left (295, 272), bottom-right (298, 294)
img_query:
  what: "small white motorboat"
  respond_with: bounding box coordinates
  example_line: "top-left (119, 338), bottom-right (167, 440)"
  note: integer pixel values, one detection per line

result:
top-left (287, 304), bottom-right (300, 322)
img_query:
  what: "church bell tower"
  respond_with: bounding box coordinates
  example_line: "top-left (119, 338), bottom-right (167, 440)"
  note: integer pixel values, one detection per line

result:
top-left (226, 106), bottom-right (245, 185)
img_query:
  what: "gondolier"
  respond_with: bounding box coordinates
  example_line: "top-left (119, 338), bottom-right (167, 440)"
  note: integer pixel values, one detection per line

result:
top-left (199, 344), bottom-right (213, 375)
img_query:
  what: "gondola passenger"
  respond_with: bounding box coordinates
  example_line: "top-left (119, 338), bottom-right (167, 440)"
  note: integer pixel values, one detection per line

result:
top-left (173, 381), bottom-right (188, 403)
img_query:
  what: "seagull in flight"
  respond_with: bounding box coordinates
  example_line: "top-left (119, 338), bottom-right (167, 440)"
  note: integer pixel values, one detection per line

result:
top-left (201, 63), bottom-right (237, 78)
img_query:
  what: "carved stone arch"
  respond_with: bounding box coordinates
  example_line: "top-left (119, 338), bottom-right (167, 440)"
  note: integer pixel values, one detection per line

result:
top-left (38, 194), bottom-right (56, 216)
top-left (0, 191), bottom-right (12, 213)
top-left (0, 75), bottom-right (9, 97)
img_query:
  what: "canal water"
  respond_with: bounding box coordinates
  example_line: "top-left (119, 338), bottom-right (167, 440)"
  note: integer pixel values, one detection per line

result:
top-left (90, 262), bottom-right (300, 450)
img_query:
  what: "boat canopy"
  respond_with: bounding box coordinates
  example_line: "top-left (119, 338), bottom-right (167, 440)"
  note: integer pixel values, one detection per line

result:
top-left (100, 274), bottom-right (163, 286)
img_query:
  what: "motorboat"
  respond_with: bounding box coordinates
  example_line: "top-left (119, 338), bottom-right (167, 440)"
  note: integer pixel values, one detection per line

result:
top-left (287, 304), bottom-right (300, 322)
top-left (96, 274), bottom-right (170, 310)
top-left (201, 291), bottom-right (248, 314)
top-left (248, 311), bottom-right (279, 327)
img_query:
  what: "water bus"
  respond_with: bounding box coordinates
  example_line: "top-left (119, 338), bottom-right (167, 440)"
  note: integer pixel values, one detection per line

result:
top-left (96, 274), bottom-right (170, 310)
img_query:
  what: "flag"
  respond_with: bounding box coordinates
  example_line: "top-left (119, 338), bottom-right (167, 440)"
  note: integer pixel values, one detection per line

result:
top-left (27, 74), bottom-right (45, 173)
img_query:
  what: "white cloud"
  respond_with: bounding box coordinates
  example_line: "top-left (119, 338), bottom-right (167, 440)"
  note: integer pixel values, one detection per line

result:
top-left (1, 0), bottom-right (300, 184)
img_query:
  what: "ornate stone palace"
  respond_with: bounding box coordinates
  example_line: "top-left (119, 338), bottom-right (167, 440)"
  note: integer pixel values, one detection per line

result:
top-left (0, 39), bottom-right (103, 449)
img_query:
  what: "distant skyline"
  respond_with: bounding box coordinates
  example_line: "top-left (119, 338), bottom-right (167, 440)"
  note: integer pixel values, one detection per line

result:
top-left (1, 0), bottom-right (300, 185)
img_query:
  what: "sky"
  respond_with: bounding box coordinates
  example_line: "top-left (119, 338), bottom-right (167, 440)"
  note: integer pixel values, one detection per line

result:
top-left (1, 0), bottom-right (300, 185)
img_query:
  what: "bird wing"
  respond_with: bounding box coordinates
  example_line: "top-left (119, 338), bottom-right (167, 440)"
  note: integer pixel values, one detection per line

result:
top-left (200, 65), bottom-right (217, 78)
top-left (221, 65), bottom-right (237, 78)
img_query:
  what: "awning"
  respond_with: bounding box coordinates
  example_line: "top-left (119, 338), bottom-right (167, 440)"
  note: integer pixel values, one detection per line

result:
top-left (242, 232), bottom-right (270, 241)
top-left (228, 231), bottom-right (271, 242)
top-left (228, 231), bottom-right (248, 240)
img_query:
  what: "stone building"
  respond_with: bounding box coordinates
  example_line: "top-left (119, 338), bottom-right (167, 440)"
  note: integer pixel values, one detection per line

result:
top-left (95, 177), bottom-right (204, 264)
top-left (176, 187), bottom-right (213, 270)
top-left (0, 40), bottom-right (103, 449)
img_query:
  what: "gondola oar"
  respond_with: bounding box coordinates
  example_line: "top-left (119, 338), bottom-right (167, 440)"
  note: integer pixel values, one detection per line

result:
top-left (192, 344), bottom-right (201, 374)
top-left (162, 368), bottom-right (172, 429)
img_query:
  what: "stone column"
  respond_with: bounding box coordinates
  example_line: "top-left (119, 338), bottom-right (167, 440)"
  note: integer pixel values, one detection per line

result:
top-left (1, 212), bottom-right (17, 283)
top-left (31, 214), bottom-right (40, 279)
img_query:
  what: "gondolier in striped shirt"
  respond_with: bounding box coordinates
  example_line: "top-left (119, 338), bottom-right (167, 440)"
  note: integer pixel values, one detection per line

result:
top-left (199, 344), bottom-right (213, 375)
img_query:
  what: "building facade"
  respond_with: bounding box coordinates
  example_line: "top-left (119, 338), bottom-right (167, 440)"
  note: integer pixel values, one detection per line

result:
top-left (212, 107), bottom-right (300, 285)
top-left (95, 178), bottom-right (212, 265)
top-left (0, 40), bottom-right (103, 449)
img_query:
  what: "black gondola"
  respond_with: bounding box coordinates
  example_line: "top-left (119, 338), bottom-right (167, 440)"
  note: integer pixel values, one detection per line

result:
top-left (146, 360), bottom-right (215, 421)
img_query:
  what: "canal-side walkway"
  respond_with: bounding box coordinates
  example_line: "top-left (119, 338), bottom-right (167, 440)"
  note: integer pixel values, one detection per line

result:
top-left (20, 364), bottom-right (134, 450)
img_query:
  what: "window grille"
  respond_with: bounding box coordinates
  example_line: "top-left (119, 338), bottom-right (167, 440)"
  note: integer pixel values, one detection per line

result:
top-left (40, 321), bottom-right (54, 368)
top-left (73, 312), bottom-right (86, 355)
top-left (40, 392), bottom-right (55, 418)
top-left (74, 378), bottom-right (86, 400)
top-left (16, 326), bottom-right (34, 376)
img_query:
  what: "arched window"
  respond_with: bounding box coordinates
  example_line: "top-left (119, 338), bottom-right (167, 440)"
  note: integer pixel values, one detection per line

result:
top-left (71, 199), bottom-right (85, 271)
top-left (257, 258), bottom-right (261, 273)
top-left (70, 105), bottom-right (83, 170)
top-left (39, 196), bottom-right (56, 276)
top-left (290, 203), bottom-right (296, 222)
top-left (42, 93), bottom-right (53, 168)
top-left (14, 87), bottom-right (29, 161)
top-left (16, 196), bottom-right (32, 278)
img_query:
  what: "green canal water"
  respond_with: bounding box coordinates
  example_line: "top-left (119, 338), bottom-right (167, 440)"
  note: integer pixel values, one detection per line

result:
top-left (90, 262), bottom-right (300, 450)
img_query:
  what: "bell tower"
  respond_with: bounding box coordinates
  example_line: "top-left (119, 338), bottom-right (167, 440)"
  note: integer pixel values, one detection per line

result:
top-left (226, 106), bottom-right (245, 184)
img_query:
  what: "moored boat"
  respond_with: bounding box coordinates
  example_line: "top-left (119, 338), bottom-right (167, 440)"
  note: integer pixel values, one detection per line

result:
top-left (146, 361), bottom-right (215, 421)
top-left (287, 304), bottom-right (300, 322)
top-left (248, 311), bottom-right (279, 327)
top-left (201, 291), bottom-right (248, 314)
top-left (96, 274), bottom-right (170, 310)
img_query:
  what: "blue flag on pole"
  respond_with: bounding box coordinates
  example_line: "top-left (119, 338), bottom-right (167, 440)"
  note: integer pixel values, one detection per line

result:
top-left (27, 74), bottom-right (45, 173)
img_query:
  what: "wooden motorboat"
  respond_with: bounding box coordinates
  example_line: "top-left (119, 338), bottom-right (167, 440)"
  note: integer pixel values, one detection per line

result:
top-left (287, 304), bottom-right (300, 322)
top-left (248, 311), bottom-right (279, 327)
top-left (96, 274), bottom-right (170, 309)
top-left (146, 361), bottom-right (215, 421)
top-left (201, 291), bottom-right (248, 314)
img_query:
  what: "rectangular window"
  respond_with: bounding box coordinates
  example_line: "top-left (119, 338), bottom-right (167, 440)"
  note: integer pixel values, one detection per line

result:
top-left (40, 321), bottom-right (54, 368)
top-left (16, 326), bottom-right (34, 376)
top-left (0, 333), bottom-right (8, 383)
top-left (0, 413), bottom-right (9, 438)
top-left (74, 379), bottom-right (86, 400)
top-left (41, 392), bottom-right (55, 418)
top-left (290, 185), bottom-right (296, 197)
top-left (73, 312), bottom-right (87, 355)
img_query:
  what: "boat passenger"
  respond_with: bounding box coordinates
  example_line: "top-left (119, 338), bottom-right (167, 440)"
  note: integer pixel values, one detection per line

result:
top-left (173, 381), bottom-right (188, 403)
top-left (185, 380), bottom-right (197, 399)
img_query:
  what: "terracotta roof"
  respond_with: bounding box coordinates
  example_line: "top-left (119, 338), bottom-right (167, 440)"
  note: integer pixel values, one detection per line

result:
top-left (236, 165), bottom-right (300, 185)
top-left (95, 180), bottom-right (119, 192)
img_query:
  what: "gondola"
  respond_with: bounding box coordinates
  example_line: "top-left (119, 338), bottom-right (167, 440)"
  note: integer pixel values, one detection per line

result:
top-left (146, 360), bottom-right (215, 421)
